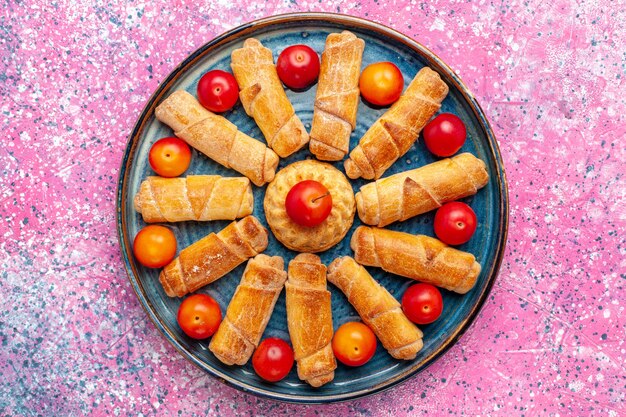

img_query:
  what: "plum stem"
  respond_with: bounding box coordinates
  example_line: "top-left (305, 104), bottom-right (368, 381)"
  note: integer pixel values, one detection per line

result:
top-left (311, 192), bottom-right (330, 203)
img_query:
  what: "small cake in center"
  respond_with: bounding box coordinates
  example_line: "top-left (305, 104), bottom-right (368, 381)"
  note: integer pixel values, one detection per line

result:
top-left (264, 160), bottom-right (356, 253)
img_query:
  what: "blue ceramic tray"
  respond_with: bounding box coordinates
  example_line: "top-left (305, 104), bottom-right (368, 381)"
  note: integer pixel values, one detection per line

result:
top-left (117, 13), bottom-right (508, 403)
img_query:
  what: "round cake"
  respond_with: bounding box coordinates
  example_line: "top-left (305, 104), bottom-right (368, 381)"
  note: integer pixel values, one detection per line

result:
top-left (264, 160), bottom-right (356, 253)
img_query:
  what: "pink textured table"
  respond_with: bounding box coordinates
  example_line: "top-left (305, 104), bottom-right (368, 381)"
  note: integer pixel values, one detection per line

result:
top-left (2, 0), bottom-right (624, 415)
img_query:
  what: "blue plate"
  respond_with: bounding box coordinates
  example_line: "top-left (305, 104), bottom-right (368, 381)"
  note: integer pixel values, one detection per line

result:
top-left (117, 13), bottom-right (508, 403)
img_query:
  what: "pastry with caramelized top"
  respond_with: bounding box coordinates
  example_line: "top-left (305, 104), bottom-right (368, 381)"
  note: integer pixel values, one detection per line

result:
top-left (309, 31), bottom-right (365, 161)
top-left (286, 253), bottom-right (336, 387)
top-left (351, 226), bottom-right (481, 294)
top-left (231, 38), bottom-right (309, 157)
top-left (344, 67), bottom-right (449, 180)
top-left (327, 256), bottom-right (423, 360)
top-left (355, 153), bottom-right (489, 227)
top-left (159, 216), bottom-right (268, 297)
top-left (134, 175), bottom-right (253, 223)
top-left (155, 90), bottom-right (278, 186)
top-left (209, 254), bottom-right (287, 365)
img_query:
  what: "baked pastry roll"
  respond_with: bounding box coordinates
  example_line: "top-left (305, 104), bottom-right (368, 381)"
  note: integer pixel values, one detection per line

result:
top-left (231, 38), bottom-right (309, 158)
top-left (159, 216), bottom-right (268, 297)
top-left (344, 67), bottom-right (449, 179)
top-left (264, 160), bottom-right (356, 253)
top-left (356, 153), bottom-right (489, 227)
top-left (209, 254), bottom-right (287, 366)
top-left (286, 254), bottom-right (336, 387)
top-left (351, 226), bottom-right (480, 294)
top-left (155, 90), bottom-right (278, 186)
top-left (134, 175), bottom-right (253, 223)
top-left (309, 31), bottom-right (365, 161)
top-left (327, 256), bottom-right (423, 360)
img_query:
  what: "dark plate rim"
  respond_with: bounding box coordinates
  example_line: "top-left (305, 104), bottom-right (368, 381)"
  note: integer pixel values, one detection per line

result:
top-left (116, 12), bottom-right (509, 404)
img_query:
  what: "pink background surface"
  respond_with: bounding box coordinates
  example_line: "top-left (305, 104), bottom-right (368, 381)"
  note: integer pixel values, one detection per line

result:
top-left (2, 0), bottom-right (625, 415)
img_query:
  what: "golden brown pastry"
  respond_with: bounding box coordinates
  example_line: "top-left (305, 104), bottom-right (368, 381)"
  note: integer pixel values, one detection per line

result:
top-left (351, 226), bottom-right (480, 294)
top-left (134, 175), bottom-right (253, 223)
top-left (209, 254), bottom-right (287, 365)
top-left (309, 31), bottom-right (365, 161)
top-left (286, 254), bottom-right (336, 387)
top-left (231, 38), bottom-right (309, 157)
top-left (327, 256), bottom-right (423, 360)
top-left (344, 67), bottom-right (449, 179)
top-left (159, 216), bottom-right (268, 297)
top-left (154, 90), bottom-right (278, 186)
top-left (356, 153), bottom-right (489, 227)
top-left (264, 160), bottom-right (356, 253)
